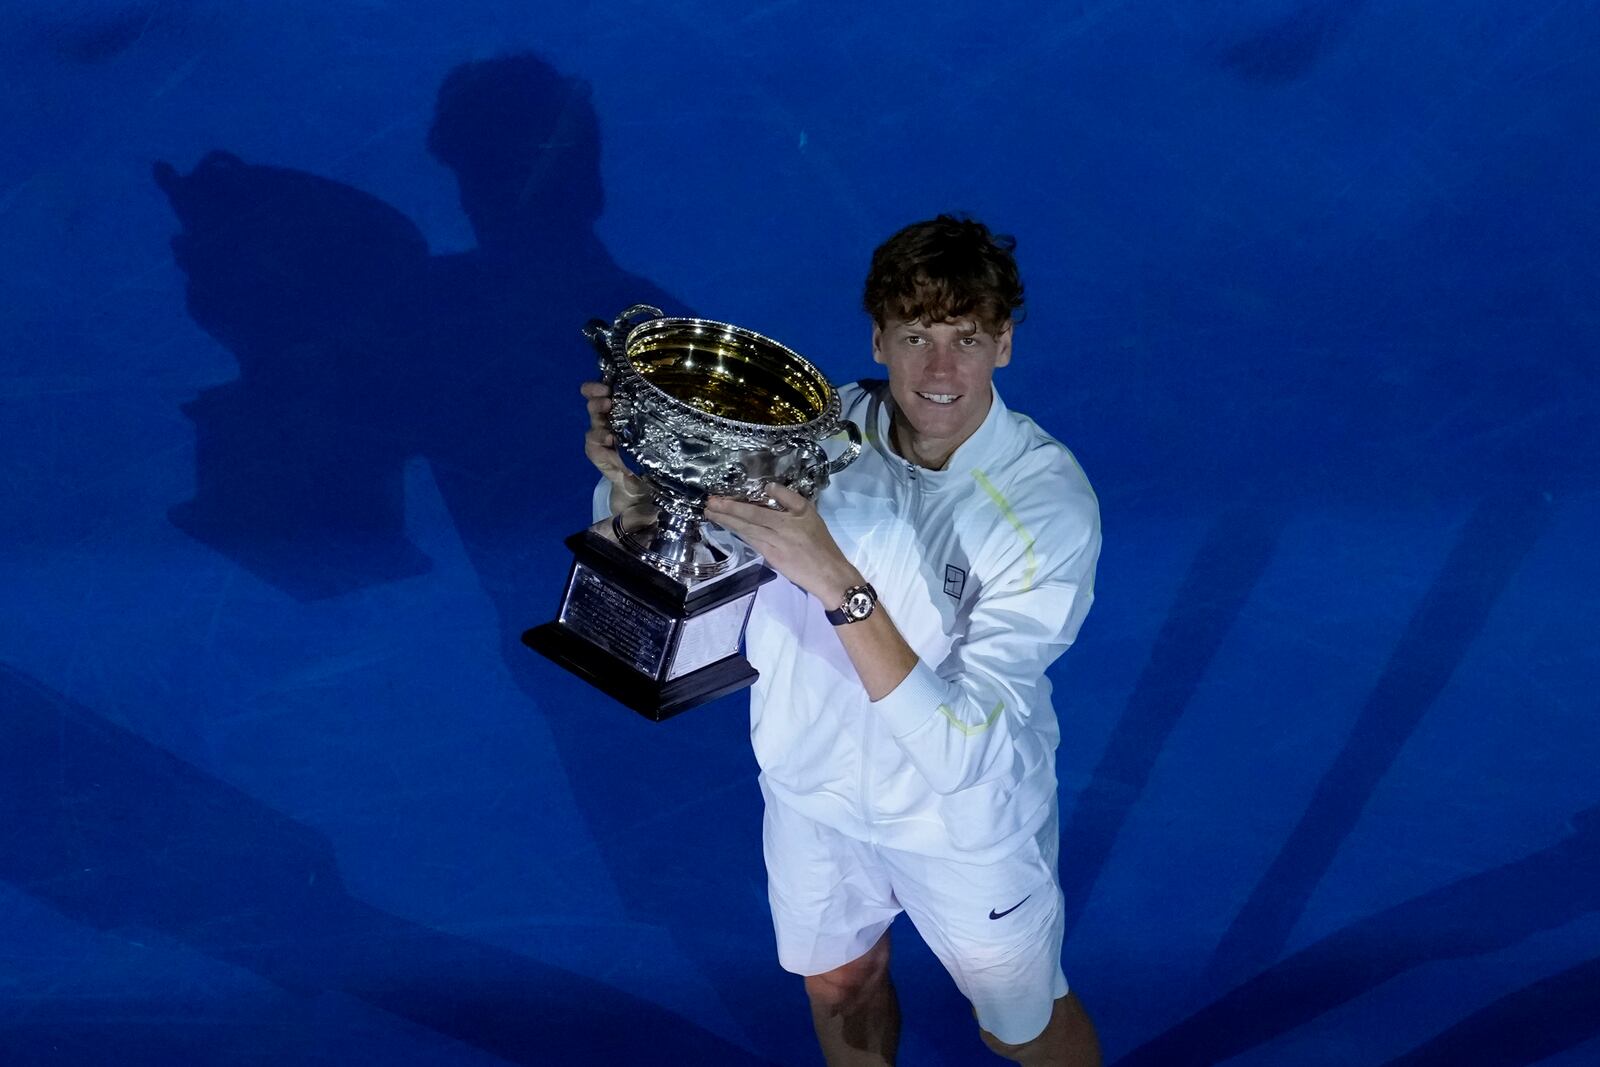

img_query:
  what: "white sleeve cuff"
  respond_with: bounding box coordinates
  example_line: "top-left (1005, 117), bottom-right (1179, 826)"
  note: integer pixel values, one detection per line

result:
top-left (591, 477), bottom-right (613, 524)
top-left (873, 659), bottom-right (950, 738)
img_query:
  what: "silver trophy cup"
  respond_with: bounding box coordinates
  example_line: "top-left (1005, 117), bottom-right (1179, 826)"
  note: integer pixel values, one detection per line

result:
top-left (524, 305), bottom-right (861, 720)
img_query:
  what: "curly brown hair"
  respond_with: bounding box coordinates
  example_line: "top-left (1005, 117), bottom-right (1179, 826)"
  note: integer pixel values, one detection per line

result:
top-left (862, 215), bottom-right (1024, 335)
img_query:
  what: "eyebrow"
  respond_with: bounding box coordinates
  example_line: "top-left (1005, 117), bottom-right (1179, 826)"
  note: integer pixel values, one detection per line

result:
top-left (895, 318), bottom-right (981, 335)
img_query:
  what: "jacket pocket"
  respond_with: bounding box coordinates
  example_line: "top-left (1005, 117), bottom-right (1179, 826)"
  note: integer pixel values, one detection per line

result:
top-left (940, 775), bottom-right (1026, 853)
top-left (938, 736), bottom-right (1053, 853)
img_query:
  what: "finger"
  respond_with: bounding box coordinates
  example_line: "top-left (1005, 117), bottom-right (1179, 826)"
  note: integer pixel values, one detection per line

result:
top-left (762, 482), bottom-right (809, 511)
top-left (585, 437), bottom-right (628, 479)
top-left (583, 384), bottom-right (615, 429)
top-left (704, 508), bottom-right (758, 538)
top-left (705, 495), bottom-right (776, 523)
top-left (708, 511), bottom-right (769, 548)
top-left (614, 472), bottom-right (648, 500)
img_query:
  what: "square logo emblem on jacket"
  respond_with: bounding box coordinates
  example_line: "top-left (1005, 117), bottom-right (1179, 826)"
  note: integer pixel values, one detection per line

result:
top-left (944, 564), bottom-right (967, 601)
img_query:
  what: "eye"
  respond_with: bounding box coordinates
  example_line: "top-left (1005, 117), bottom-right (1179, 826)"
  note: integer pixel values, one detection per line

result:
top-left (957, 336), bottom-right (980, 348)
top-left (902, 334), bottom-right (927, 347)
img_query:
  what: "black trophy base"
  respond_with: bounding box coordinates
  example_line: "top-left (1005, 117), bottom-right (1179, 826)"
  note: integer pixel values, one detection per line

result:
top-left (524, 523), bottom-right (774, 722)
top-left (522, 621), bottom-right (758, 722)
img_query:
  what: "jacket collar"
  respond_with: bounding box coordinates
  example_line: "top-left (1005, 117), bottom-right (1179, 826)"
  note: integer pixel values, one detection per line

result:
top-left (871, 382), bottom-right (1015, 488)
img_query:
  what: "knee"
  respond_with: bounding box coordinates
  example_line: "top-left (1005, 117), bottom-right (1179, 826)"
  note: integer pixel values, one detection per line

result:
top-left (979, 1026), bottom-right (1033, 1060)
top-left (975, 992), bottom-right (1049, 1057)
top-left (803, 935), bottom-right (891, 1012)
top-left (979, 993), bottom-right (1101, 1066)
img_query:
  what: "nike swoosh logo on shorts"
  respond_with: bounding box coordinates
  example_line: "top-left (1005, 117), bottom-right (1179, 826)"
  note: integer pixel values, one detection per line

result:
top-left (989, 894), bottom-right (1031, 920)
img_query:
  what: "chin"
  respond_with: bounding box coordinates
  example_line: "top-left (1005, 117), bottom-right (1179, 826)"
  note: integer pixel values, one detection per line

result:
top-left (923, 396), bottom-right (974, 421)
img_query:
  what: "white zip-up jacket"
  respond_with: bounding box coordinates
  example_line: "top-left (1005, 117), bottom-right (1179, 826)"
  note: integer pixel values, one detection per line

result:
top-left (592, 380), bottom-right (1099, 862)
top-left (749, 380), bottom-right (1100, 863)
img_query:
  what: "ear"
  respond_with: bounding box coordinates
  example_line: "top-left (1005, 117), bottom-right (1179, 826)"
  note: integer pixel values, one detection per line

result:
top-left (871, 323), bottom-right (886, 366)
top-left (993, 323), bottom-right (1013, 368)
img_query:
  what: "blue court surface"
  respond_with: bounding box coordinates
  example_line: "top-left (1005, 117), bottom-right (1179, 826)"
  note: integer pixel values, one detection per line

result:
top-left (2, 2), bottom-right (1596, 1063)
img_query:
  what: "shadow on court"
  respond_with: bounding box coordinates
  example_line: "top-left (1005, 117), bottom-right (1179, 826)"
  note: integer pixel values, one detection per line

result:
top-left (0, 663), bottom-right (773, 1064)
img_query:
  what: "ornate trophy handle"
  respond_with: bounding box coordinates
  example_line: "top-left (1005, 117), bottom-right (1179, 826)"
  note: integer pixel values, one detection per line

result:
top-left (827, 419), bottom-right (863, 475)
top-left (584, 304), bottom-right (664, 477)
top-left (787, 419), bottom-right (864, 500)
top-left (584, 303), bottom-right (664, 380)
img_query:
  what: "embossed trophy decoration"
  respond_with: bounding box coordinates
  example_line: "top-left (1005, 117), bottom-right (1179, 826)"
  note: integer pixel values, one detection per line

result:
top-left (524, 305), bottom-right (861, 720)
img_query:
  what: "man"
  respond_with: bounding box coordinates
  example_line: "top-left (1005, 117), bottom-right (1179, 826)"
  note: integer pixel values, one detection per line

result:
top-left (583, 216), bottom-right (1103, 1065)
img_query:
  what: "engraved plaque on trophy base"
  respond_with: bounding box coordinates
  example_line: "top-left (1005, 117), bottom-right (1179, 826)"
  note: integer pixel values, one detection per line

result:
top-left (523, 520), bottom-right (775, 721)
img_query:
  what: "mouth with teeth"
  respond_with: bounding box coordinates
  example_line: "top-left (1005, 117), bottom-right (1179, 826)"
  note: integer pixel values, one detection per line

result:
top-left (917, 392), bottom-right (961, 405)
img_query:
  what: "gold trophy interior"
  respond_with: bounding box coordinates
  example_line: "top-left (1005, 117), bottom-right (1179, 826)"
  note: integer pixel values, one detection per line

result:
top-left (626, 321), bottom-right (828, 426)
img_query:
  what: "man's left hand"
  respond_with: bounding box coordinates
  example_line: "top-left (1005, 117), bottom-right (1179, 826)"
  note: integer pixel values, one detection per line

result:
top-left (704, 483), bottom-right (859, 604)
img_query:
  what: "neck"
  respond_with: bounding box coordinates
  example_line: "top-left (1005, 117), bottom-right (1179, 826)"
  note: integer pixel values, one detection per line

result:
top-left (890, 418), bottom-right (943, 469)
top-left (890, 406), bottom-right (985, 471)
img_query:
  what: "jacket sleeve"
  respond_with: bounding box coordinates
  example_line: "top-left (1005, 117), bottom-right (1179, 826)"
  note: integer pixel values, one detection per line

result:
top-left (870, 493), bottom-right (1100, 795)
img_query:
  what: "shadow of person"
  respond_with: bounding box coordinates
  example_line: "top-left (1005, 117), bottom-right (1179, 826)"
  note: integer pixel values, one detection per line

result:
top-left (416, 53), bottom-right (688, 598)
top-left (156, 151), bottom-right (434, 600)
top-left (417, 55), bottom-right (808, 1059)
top-left (1115, 798), bottom-right (1600, 1066)
top-left (154, 54), bottom-right (804, 1059)
top-left (155, 54), bottom-right (687, 597)
top-left (0, 664), bottom-right (771, 1065)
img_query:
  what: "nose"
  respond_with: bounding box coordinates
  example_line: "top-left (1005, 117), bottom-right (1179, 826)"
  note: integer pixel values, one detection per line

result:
top-left (925, 342), bottom-right (958, 377)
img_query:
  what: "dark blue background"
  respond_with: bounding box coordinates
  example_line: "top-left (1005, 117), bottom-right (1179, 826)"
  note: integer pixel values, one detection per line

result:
top-left (2, 2), bottom-right (1596, 1063)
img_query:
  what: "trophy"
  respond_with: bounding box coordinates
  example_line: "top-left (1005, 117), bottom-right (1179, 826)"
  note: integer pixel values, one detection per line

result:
top-left (523, 305), bottom-right (861, 721)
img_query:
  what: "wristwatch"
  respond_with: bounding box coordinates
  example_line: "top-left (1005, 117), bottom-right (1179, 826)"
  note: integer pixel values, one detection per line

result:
top-left (825, 582), bottom-right (878, 626)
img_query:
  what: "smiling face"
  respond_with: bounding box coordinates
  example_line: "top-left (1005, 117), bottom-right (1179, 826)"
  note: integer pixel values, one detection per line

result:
top-left (872, 317), bottom-right (1012, 469)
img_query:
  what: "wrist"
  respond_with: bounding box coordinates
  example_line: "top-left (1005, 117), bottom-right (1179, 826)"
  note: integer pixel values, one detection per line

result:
top-left (609, 476), bottom-right (649, 513)
top-left (814, 565), bottom-right (865, 607)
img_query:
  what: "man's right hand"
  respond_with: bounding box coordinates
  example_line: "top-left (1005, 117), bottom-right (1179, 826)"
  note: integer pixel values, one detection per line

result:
top-left (581, 381), bottom-right (650, 515)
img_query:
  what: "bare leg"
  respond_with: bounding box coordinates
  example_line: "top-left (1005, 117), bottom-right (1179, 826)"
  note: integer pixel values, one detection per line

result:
top-left (980, 992), bottom-right (1102, 1066)
top-left (803, 931), bottom-right (900, 1066)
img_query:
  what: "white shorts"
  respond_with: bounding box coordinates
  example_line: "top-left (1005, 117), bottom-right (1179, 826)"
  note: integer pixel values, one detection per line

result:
top-left (762, 796), bottom-right (1070, 1045)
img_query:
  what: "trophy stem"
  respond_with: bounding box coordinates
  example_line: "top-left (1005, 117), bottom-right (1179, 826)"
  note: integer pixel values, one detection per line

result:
top-left (613, 504), bottom-right (738, 580)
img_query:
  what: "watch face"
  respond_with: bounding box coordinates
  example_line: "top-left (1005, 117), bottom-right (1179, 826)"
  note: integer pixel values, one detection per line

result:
top-left (846, 591), bottom-right (874, 618)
